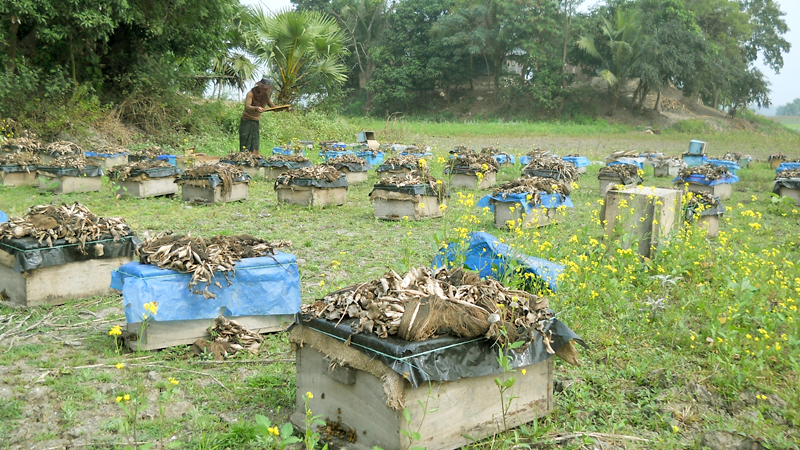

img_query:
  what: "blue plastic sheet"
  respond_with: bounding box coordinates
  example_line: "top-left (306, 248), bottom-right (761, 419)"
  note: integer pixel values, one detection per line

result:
top-left (273, 147), bottom-right (305, 157)
top-left (477, 193), bottom-right (574, 215)
top-left (673, 174), bottom-right (739, 186)
top-left (357, 151), bottom-right (385, 166)
top-left (706, 159), bottom-right (741, 175)
top-left (492, 154), bottom-right (515, 165)
top-left (431, 232), bottom-right (563, 292)
top-left (85, 151), bottom-right (129, 157)
top-left (399, 151), bottom-right (433, 157)
top-left (0, 211), bottom-right (7, 223)
top-left (111, 252), bottom-right (301, 324)
top-left (776, 162), bottom-right (800, 174)
top-left (319, 150), bottom-right (355, 161)
top-left (562, 156), bottom-right (590, 168)
top-left (607, 158), bottom-right (644, 170)
top-left (519, 156), bottom-right (531, 166)
top-left (156, 155), bottom-right (177, 166)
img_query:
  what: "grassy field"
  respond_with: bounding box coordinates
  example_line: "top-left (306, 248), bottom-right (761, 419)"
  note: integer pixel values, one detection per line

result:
top-left (771, 116), bottom-right (800, 131)
top-left (0, 123), bottom-right (799, 450)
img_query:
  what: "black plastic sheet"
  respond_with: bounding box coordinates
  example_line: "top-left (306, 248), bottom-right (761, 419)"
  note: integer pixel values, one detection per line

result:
top-left (275, 175), bottom-right (348, 189)
top-left (176, 173), bottom-right (251, 188)
top-left (295, 314), bottom-right (585, 388)
top-left (262, 160), bottom-right (313, 169)
top-left (37, 166), bottom-right (104, 177)
top-left (773, 178), bottom-right (800, 194)
top-left (0, 164), bottom-right (36, 173)
top-left (110, 166), bottom-right (183, 180)
top-left (219, 159), bottom-right (261, 168)
top-left (0, 235), bottom-right (139, 272)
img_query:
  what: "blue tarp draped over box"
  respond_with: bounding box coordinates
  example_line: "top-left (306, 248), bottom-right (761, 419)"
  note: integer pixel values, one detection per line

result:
top-left (356, 151), bottom-right (385, 166)
top-left (0, 211), bottom-right (7, 223)
top-left (562, 156), bottom-right (590, 168)
top-left (111, 252), bottom-right (301, 323)
top-left (477, 193), bottom-right (574, 215)
top-left (319, 150), bottom-right (355, 161)
top-left (673, 174), bottom-right (739, 186)
top-left (399, 151), bottom-right (433, 157)
top-left (85, 151), bottom-right (129, 158)
top-left (492, 154), bottom-right (515, 165)
top-left (776, 162), bottom-right (800, 173)
top-left (607, 158), bottom-right (644, 170)
top-left (431, 232), bottom-right (563, 292)
top-left (273, 147), bottom-right (305, 157)
top-left (706, 159), bottom-right (741, 175)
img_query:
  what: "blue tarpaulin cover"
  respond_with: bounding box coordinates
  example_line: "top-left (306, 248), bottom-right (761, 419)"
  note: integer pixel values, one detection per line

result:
top-left (431, 232), bottom-right (563, 292)
top-left (85, 151), bottom-right (129, 157)
top-left (562, 156), bottom-right (590, 168)
top-left (776, 162), bottom-right (800, 173)
top-left (674, 174), bottom-right (739, 186)
top-left (0, 211), bottom-right (7, 223)
top-left (477, 193), bottom-right (574, 215)
top-left (492, 154), bottom-right (515, 165)
top-left (607, 158), bottom-right (644, 170)
top-left (319, 150), bottom-right (355, 161)
top-left (111, 252), bottom-right (301, 324)
top-left (399, 151), bottom-right (433, 157)
top-left (273, 147), bottom-right (305, 157)
top-left (356, 151), bottom-right (385, 166)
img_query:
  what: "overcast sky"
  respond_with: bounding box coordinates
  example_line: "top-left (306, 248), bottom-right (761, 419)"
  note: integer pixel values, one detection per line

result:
top-left (242, 0), bottom-right (799, 112)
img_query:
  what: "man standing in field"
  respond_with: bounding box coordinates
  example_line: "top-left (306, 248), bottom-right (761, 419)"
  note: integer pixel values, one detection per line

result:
top-left (239, 77), bottom-right (276, 154)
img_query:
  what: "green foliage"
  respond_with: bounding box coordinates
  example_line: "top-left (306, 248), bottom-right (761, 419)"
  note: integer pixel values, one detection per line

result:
top-left (776, 98), bottom-right (800, 116)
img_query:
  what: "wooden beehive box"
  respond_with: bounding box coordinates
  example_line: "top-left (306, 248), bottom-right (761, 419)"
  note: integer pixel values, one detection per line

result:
top-left (680, 182), bottom-right (732, 200)
top-left (339, 167), bottom-right (369, 184)
top-left (181, 180), bottom-right (249, 204)
top-left (0, 238), bottom-right (135, 307)
top-left (777, 186), bottom-right (800, 205)
top-left (86, 154), bottom-right (129, 169)
top-left (276, 185), bottom-right (347, 207)
top-left (113, 253), bottom-right (301, 351)
top-left (492, 199), bottom-right (554, 228)
top-left (378, 168), bottom-right (414, 180)
top-left (115, 178), bottom-right (179, 198)
top-left (770, 158), bottom-right (785, 170)
top-left (449, 171), bottom-right (496, 190)
top-left (653, 165), bottom-right (681, 178)
top-left (0, 168), bottom-right (37, 187)
top-left (37, 173), bottom-right (103, 194)
top-left (290, 324), bottom-right (553, 450)
top-left (601, 186), bottom-right (681, 258)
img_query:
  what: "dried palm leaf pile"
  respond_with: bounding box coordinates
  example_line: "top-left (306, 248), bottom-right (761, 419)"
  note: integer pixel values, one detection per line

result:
top-left (275, 165), bottom-right (343, 185)
top-left (40, 155), bottom-right (89, 169)
top-left (176, 163), bottom-right (248, 196)
top-left (776, 169), bottom-right (800, 179)
top-left (382, 155), bottom-right (422, 168)
top-left (493, 177), bottom-right (571, 204)
top-left (130, 146), bottom-right (166, 160)
top-left (319, 140), bottom-right (346, 151)
top-left (221, 151), bottom-right (264, 167)
top-left (0, 152), bottom-right (41, 167)
top-left (303, 267), bottom-right (567, 351)
top-left (373, 171), bottom-right (446, 201)
top-left (599, 163), bottom-right (642, 181)
top-left (323, 154), bottom-right (368, 165)
top-left (525, 149), bottom-right (550, 158)
top-left (685, 191), bottom-right (719, 209)
top-left (768, 153), bottom-right (786, 162)
top-left (653, 157), bottom-right (684, 168)
top-left (1, 133), bottom-right (42, 153)
top-left (93, 145), bottom-right (127, 155)
top-left (449, 145), bottom-right (475, 155)
top-left (0, 203), bottom-right (131, 251)
top-left (721, 152), bottom-right (744, 162)
top-left (522, 157), bottom-right (578, 183)
top-left (43, 141), bottom-right (83, 157)
top-left (446, 153), bottom-right (499, 174)
top-left (481, 146), bottom-right (513, 159)
top-left (677, 164), bottom-right (731, 181)
top-left (265, 154), bottom-right (310, 163)
top-left (107, 159), bottom-right (174, 181)
top-left (137, 232), bottom-right (291, 298)
top-left (607, 150), bottom-right (640, 159)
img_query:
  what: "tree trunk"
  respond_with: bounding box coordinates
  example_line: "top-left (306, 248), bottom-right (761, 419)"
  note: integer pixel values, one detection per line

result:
top-left (6, 20), bottom-right (20, 72)
top-left (654, 90), bottom-right (661, 112)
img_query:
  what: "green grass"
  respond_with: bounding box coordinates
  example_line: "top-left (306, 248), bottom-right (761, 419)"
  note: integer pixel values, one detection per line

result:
top-left (1, 123), bottom-right (799, 448)
top-left (772, 115), bottom-right (800, 131)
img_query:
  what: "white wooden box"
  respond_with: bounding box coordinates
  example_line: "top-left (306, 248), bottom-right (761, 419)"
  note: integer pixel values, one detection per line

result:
top-left (450, 172), bottom-right (496, 190)
top-left (653, 165), bottom-right (681, 177)
top-left (291, 342), bottom-right (553, 450)
top-left (372, 192), bottom-right (443, 220)
top-left (379, 168), bottom-right (414, 180)
top-left (340, 168), bottom-right (368, 184)
top-left (114, 178), bottom-right (179, 198)
top-left (0, 171), bottom-right (37, 187)
top-left (181, 181), bottom-right (248, 204)
top-left (276, 185), bottom-right (347, 207)
top-left (86, 154), bottom-right (129, 169)
top-left (778, 186), bottom-right (800, 206)
top-left (601, 186), bottom-right (681, 258)
top-left (681, 182), bottom-right (732, 200)
top-left (492, 200), bottom-right (554, 228)
top-left (38, 175), bottom-right (102, 194)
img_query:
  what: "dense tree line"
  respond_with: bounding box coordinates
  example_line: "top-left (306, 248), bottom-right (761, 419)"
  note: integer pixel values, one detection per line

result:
top-left (776, 98), bottom-right (800, 116)
top-left (295, 0), bottom-right (790, 118)
top-left (0, 0), bottom-right (791, 125)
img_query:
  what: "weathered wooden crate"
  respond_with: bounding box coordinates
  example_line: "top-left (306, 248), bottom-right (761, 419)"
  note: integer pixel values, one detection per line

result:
top-left (114, 177), bottom-right (179, 198)
top-left (450, 171), bottom-right (496, 190)
top-left (379, 168), bottom-right (413, 180)
top-left (38, 175), bottom-right (102, 194)
top-left (176, 154), bottom-right (220, 169)
top-left (777, 186), bottom-right (800, 205)
top-left (695, 214), bottom-right (720, 237)
top-left (125, 315), bottom-right (292, 351)
top-left (265, 167), bottom-right (290, 180)
top-left (340, 168), bottom-right (368, 184)
top-left (682, 182), bottom-right (732, 200)
top-left (0, 248), bottom-right (131, 307)
top-left (0, 170), bottom-right (37, 187)
top-left (653, 165), bottom-right (681, 178)
top-left (598, 176), bottom-right (634, 197)
top-left (86, 154), bottom-right (128, 169)
top-left (601, 186), bottom-right (681, 258)
top-left (372, 192), bottom-right (442, 220)
top-left (276, 185), bottom-right (347, 207)
top-left (492, 200), bottom-right (554, 228)
top-left (770, 159), bottom-right (785, 170)
top-left (181, 181), bottom-right (249, 204)
top-left (239, 166), bottom-right (264, 179)
top-left (291, 338), bottom-right (553, 450)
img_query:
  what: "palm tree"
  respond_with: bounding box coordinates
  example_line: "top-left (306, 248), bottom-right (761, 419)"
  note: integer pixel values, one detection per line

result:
top-left (577, 9), bottom-right (649, 114)
top-left (244, 7), bottom-right (348, 105)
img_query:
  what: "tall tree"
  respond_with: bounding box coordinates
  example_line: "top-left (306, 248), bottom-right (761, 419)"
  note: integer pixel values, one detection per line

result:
top-left (244, 7), bottom-right (348, 105)
top-left (776, 99), bottom-right (800, 116)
